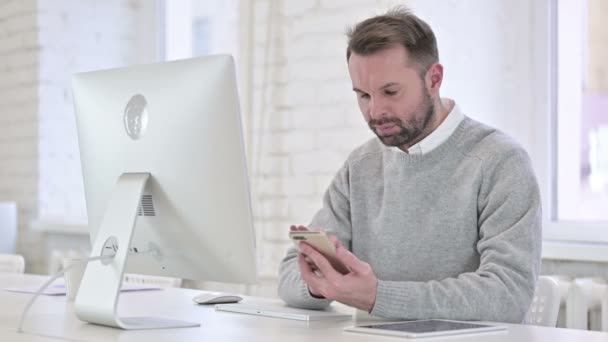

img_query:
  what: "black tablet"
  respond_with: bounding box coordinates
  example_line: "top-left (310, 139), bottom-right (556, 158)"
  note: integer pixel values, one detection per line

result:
top-left (344, 319), bottom-right (507, 338)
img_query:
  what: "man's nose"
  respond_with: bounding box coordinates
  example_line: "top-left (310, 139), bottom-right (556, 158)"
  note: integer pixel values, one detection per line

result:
top-left (369, 98), bottom-right (387, 120)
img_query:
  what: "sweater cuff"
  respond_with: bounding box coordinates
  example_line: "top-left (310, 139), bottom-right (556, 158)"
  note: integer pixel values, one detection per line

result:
top-left (297, 280), bottom-right (332, 308)
top-left (370, 279), bottom-right (414, 318)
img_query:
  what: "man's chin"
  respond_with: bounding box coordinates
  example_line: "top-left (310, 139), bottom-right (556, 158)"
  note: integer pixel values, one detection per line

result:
top-left (377, 135), bottom-right (405, 147)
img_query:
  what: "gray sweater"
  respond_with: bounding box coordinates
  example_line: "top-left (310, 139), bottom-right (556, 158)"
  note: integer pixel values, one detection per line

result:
top-left (277, 116), bottom-right (542, 323)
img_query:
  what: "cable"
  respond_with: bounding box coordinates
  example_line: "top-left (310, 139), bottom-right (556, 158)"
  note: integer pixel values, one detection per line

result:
top-left (17, 254), bottom-right (115, 333)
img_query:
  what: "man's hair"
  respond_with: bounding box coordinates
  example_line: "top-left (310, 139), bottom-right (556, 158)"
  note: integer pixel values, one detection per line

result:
top-left (346, 6), bottom-right (439, 74)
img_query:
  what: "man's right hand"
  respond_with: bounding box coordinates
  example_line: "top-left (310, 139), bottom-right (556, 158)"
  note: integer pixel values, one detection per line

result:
top-left (290, 225), bottom-right (341, 298)
top-left (298, 239), bottom-right (378, 312)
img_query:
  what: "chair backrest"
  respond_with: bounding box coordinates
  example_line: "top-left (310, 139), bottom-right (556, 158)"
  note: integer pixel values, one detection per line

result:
top-left (123, 273), bottom-right (182, 288)
top-left (0, 253), bottom-right (25, 273)
top-left (525, 276), bottom-right (561, 327)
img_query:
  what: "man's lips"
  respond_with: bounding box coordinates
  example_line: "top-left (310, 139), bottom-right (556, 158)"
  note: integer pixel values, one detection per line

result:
top-left (375, 123), bottom-right (400, 136)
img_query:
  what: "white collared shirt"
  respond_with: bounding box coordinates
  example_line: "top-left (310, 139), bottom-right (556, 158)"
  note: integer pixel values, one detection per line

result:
top-left (392, 98), bottom-right (464, 155)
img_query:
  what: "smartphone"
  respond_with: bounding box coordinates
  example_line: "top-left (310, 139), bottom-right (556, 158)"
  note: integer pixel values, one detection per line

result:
top-left (289, 231), bottom-right (350, 274)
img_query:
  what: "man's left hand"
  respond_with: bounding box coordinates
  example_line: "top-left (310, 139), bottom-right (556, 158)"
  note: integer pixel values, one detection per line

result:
top-left (298, 240), bottom-right (378, 312)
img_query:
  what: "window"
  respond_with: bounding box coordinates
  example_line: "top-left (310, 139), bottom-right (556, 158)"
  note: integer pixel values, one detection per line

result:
top-left (162, 0), bottom-right (240, 61)
top-left (542, 0), bottom-right (608, 253)
top-left (161, 0), bottom-right (249, 150)
top-left (554, 0), bottom-right (608, 223)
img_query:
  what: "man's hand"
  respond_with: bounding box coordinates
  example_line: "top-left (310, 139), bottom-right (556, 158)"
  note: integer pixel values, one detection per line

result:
top-left (297, 234), bottom-right (378, 312)
top-left (290, 225), bottom-right (321, 273)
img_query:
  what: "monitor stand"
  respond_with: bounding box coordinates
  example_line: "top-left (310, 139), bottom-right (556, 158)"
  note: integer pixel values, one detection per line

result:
top-left (74, 172), bottom-right (200, 330)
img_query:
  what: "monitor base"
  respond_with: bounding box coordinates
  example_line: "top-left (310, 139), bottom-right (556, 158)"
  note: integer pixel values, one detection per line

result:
top-left (74, 173), bottom-right (199, 330)
top-left (116, 317), bottom-right (200, 330)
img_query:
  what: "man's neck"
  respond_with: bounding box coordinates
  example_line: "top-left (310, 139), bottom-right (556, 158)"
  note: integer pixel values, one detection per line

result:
top-left (399, 97), bottom-right (455, 153)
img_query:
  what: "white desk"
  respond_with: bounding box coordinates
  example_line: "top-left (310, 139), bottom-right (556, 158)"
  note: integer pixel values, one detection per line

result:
top-left (1, 273), bottom-right (607, 342)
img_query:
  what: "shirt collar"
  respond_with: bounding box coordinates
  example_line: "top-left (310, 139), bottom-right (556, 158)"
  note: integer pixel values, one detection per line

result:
top-left (392, 98), bottom-right (464, 155)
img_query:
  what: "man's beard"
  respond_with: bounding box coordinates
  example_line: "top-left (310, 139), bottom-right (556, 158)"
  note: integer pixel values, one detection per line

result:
top-left (368, 92), bottom-right (435, 148)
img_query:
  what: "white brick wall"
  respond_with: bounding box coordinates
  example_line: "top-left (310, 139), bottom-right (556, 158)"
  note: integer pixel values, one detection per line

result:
top-left (248, 0), bottom-right (380, 282)
top-left (41, 0), bottom-right (161, 225)
top-left (0, 0), bottom-right (43, 272)
top-left (0, 0), bottom-right (157, 273)
top-left (36, 0), bottom-right (144, 224)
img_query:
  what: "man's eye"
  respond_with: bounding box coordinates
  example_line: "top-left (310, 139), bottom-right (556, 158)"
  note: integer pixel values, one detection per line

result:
top-left (359, 94), bottom-right (370, 100)
top-left (385, 90), bottom-right (397, 96)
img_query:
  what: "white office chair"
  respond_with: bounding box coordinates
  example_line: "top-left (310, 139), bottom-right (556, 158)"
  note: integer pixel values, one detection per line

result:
top-left (123, 273), bottom-right (182, 288)
top-left (525, 276), bottom-right (561, 327)
top-left (0, 253), bottom-right (25, 274)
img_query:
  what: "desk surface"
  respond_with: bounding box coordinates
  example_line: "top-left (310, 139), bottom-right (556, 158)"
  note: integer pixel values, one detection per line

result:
top-left (1, 273), bottom-right (607, 342)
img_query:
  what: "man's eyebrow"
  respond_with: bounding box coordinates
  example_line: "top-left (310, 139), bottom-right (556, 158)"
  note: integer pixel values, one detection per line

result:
top-left (353, 82), bottom-right (400, 93)
top-left (380, 82), bottom-right (400, 89)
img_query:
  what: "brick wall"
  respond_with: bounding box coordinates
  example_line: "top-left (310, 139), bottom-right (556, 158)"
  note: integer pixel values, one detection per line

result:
top-left (247, 0), bottom-right (379, 281)
top-left (37, 0), bottom-right (163, 226)
top-left (37, 0), bottom-right (144, 224)
top-left (0, 0), bottom-right (157, 273)
top-left (0, 0), bottom-right (43, 272)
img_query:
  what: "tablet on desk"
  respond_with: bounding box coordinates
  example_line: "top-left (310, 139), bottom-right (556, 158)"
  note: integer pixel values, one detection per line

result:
top-left (215, 303), bottom-right (352, 321)
top-left (344, 319), bottom-right (507, 339)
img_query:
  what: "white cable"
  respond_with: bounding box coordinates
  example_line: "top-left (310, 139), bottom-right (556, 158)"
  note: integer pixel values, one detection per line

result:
top-left (17, 254), bottom-right (115, 333)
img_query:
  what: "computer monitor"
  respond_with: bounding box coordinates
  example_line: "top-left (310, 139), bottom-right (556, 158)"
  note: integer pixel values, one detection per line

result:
top-left (71, 55), bottom-right (257, 330)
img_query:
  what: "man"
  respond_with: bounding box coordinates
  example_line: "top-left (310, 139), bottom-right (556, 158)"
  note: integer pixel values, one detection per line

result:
top-left (277, 7), bottom-right (541, 323)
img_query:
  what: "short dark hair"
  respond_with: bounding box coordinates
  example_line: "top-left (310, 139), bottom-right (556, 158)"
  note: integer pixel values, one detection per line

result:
top-left (346, 6), bottom-right (439, 73)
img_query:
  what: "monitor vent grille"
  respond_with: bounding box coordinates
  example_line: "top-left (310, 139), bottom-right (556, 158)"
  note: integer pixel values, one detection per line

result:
top-left (137, 194), bottom-right (156, 216)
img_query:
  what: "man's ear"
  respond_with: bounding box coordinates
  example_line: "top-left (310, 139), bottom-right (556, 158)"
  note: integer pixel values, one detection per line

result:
top-left (425, 63), bottom-right (443, 96)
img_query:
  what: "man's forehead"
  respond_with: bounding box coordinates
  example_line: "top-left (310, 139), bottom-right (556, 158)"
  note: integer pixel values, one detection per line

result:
top-left (348, 51), bottom-right (417, 87)
top-left (349, 62), bottom-right (417, 91)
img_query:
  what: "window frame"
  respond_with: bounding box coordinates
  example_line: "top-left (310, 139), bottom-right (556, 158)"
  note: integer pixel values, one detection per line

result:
top-left (541, 0), bottom-right (608, 260)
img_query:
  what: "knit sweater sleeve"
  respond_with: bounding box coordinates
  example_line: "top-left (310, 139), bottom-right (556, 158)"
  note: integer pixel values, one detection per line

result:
top-left (277, 162), bottom-right (352, 309)
top-left (370, 147), bottom-right (542, 323)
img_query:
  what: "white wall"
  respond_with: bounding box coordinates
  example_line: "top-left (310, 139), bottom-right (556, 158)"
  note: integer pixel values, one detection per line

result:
top-left (36, 0), bottom-right (160, 226)
top-left (0, 0), bottom-right (44, 273)
top-left (411, 0), bottom-right (537, 149)
top-left (0, 0), bottom-right (159, 273)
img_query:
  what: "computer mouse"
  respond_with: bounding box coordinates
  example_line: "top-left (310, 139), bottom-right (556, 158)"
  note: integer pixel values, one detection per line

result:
top-left (193, 292), bottom-right (243, 305)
